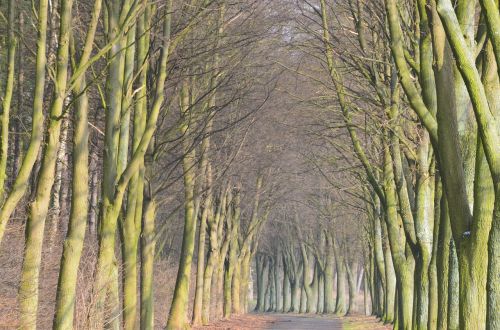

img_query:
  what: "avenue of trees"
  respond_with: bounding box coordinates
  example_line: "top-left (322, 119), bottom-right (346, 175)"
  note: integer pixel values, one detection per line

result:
top-left (0, 0), bottom-right (499, 329)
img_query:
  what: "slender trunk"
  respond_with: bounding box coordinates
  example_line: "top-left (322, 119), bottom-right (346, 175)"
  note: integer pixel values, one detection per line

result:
top-left (92, 0), bottom-right (126, 324)
top-left (282, 255), bottom-right (291, 312)
top-left (317, 269), bottom-right (324, 314)
top-left (167, 90), bottom-right (197, 328)
top-left (0, 0), bottom-right (48, 246)
top-left (334, 256), bottom-right (347, 315)
top-left (447, 240), bottom-right (459, 329)
top-left (140, 197), bottom-right (156, 330)
top-left (382, 223), bottom-right (396, 323)
top-left (323, 240), bottom-right (335, 313)
top-left (240, 251), bottom-right (252, 313)
top-left (384, 142), bottom-right (413, 329)
top-left (19, 0), bottom-right (73, 326)
top-left (255, 255), bottom-right (268, 312)
top-left (89, 153), bottom-right (99, 234)
top-left (364, 272), bottom-right (371, 315)
top-left (436, 196), bottom-right (451, 329)
top-left (53, 72), bottom-right (91, 329)
top-left (193, 196), bottom-right (210, 324)
top-left (290, 279), bottom-right (299, 312)
top-left (0, 0), bottom-right (16, 200)
top-left (202, 198), bottom-right (219, 324)
top-left (51, 113), bottom-right (69, 222)
top-left (274, 252), bottom-right (283, 312)
top-left (12, 11), bottom-right (24, 186)
top-left (120, 6), bottom-right (139, 327)
top-left (345, 260), bottom-right (356, 315)
top-left (299, 284), bottom-right (307, 313)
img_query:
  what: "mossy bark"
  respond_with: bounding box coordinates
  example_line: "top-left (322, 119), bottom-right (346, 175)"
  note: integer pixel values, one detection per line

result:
top-left (167, 82), bottom-right (198, 330)
top-left (19, 0), bottom-right (73, 327)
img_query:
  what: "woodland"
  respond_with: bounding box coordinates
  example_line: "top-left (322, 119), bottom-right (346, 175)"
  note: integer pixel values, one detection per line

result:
top-left (0, 0), bottom-right (499, 329)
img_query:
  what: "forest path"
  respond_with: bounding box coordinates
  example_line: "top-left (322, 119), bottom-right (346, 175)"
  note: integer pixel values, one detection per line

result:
top-left (260, 314), bottom-right (341, 329)
top-left (193, 313), bottom-right (390, 329)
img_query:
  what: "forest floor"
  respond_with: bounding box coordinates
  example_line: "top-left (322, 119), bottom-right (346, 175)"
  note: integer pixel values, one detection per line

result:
top-left (193, 313), bottom-right (392, 329)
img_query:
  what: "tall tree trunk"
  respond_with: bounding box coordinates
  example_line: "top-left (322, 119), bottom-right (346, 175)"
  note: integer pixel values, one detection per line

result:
top-left (364, 271), bottom-right (371, 316)
top-left (323, 235), bottom-right (335, 313)
top-left (345, 260), bottom-right (356, 315)
top-left (0, 0), bottom-right (16, 200)
top-left (140, 197), bottom-right (156, 330)
top-left (334, 252), bottom-right (347, 315)
top-left (167, 81), bottom-right (198, 329)
top-left (19, 0), bottom-right (73, 326)
top-left (428, 176), bottom-right (441, 329)
top-left (193, 190), bottom-right (210, 324)
top-left (0, 0), bottom-right (48, 246)
top-left (255, 255), bottom-right (268, 312)
top-left (447, 240), bottom-right (459, 329)
top-left (53, 44), bottom-right (95, 327)
top-left (436, 195), bottom-right (451, 330)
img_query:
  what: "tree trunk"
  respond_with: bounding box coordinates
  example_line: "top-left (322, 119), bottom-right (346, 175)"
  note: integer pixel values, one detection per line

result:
top-left (436, 195), bottom-right (451, 330)
top-left (167, 84), bottom-right (198, 329)
top-left (447, 240), bottom-right (459, 329)
top-left (0, 0), bottom-right (16, 200)
top-left (346, 260), bottom-right (356, 315)
top-left (364, 272), bottom-right (371, 316)
top-left (53, 61), bottom-right (93, 329)
top-left (19, 0), bottom-right (73, 326)
top-left (323, 240), bottom-right (335, 313)
top-left (334, 257), bottom-right (347, 315)
top-left (140, 198), bottom-right (156, 330)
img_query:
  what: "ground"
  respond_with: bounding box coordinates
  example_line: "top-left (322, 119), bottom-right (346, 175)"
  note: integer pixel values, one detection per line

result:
top-left (193, 313), bottom-right (392, 329)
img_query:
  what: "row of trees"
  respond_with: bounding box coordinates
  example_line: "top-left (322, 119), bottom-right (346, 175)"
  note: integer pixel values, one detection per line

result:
top-left (284, 0), bottom-right (499, 329)
top-left (0, 0), bottom-right (282, 328)
top-left (253, 207), bottom-right (365, 317)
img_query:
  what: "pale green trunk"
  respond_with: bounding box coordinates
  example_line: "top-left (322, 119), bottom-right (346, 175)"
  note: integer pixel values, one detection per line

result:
top-left (167, 84), bottom-right (197, 329)
top-left (384, 142), bottom-right (413, 329)
top-left (193, 196), bottom-right (209, 324)
top-left (19, 0), bottom-right (73, 327)
top-left (120, 3), bottom-right (139, 328)
top-left (382, 222), bottom-right (396, 323)
top-left (317, 270), bottom-right (324, 314)
top-left (0, 0), bottom-right (16, 200)
top-left (290, 276), bottom-right (300, 312)
top-left (448, 240), bottom-right (459, 329)
top-left (413, 132), bottom-right (434, 330)
top-left (53, 64), bottom-right (94, 329)
top-left (255, 255), bottom-right (268, 312)
top-left (436, 196), bottom-right (451, 330)
top-left (323, 240), bottom-right (335, 313)
top-left (282, 255), bottom-right (291, 312)
top-left (140, 198), bottom-right (156, 330)
top-left (364, 272), bottom-right (371, 315)
top-left (345, 261), bottom-right (356, 315)
top-left (202, 196), bottom-right (220, 324)
top-left (428, 177), bottom-right (441, 329)
top-left (334, 257), bottom-right (347, 315)
top-left (299, 284), bottom-right (307, 313)
top-left (240, 252), bottom-right (252, 313)
top-left (93, 0), bottom-right (125, 323)
top-left (274, 254), bottom-right (283, 312)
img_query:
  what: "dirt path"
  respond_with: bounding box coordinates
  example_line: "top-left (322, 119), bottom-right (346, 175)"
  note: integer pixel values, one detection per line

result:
top-left (193, 313), bottom-right (391, 329)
